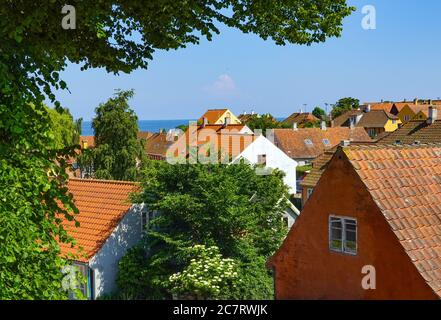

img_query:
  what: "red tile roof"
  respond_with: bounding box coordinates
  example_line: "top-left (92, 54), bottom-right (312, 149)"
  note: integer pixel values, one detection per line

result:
top-left (169, 125), bottom-right (256, 161)
top-left (59, 179), bottom-right (138, 262)
top-left (144, 132), bottom-right (174, 159)
top-left (80, 136), bottom-right (95, 149)
top-left (273, 127), bottom-right (371, 160)
top-left (282, 113), bottom-right (319, 127)
top-left (345, 144), bottom-right (441, 297)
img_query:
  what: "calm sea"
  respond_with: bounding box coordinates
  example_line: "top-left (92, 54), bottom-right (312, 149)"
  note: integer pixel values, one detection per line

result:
top-left (82, 117), bottom-right (286, 135)
top-left (81, 119), bottom-right (195, 136)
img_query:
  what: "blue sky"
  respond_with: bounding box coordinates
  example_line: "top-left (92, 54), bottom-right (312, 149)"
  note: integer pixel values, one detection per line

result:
top-left (56, 0), bottom-right (441, 120)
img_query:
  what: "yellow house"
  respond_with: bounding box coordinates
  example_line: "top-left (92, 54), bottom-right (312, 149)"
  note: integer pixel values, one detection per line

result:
top-left (198, 109), bottom-right (241, 125)
top-left (356, 110), bottom-right (401, 138)
top-left (396, 104), bottom-right (430, 123)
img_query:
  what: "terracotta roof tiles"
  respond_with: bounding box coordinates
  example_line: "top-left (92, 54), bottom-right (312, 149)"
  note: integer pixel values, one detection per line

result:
top-left (59, 179), bottom-right (138, 262)
top-left (273, 127), bottom-right (371, 160)
top-left (344, 143), bottom-right (441, 297)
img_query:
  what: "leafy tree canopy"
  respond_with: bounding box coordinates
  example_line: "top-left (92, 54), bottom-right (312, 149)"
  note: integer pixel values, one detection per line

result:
top-left (331, 97), bottom-right (360, 118)
top-left (117, 161), bottom-right (290, 299)
top-left (0, 0), bottom-right (353, 298)
top-left (243, 114), bottom-right (290, 134)
top-left (78, 90), bottom-right (145, 181)
top-left (312, 106), bottom-right (326, 120)
top-left (47, 106), bottom-right (81, 149)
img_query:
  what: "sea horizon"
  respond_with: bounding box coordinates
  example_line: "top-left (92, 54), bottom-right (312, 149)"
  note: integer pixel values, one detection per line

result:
top-left (82, 117), bottom-right (286, 135)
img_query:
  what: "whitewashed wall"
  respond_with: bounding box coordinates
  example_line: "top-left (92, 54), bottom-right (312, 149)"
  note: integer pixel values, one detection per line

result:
top-left (88, 204), bottom-right (144, 298)
top-left (233, 135), bottom-right (298, 194)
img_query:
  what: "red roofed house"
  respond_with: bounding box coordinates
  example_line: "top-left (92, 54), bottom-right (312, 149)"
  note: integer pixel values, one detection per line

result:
top-left (273, 126), bottom-right (371, 166)
top-left (268, 144), bottom-right (441, 300)
top-left (60, 179), bottom-right (145, 299)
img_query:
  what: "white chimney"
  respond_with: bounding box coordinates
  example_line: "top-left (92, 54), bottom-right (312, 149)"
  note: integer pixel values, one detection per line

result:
top-left (321, 121), bottom-right (327, 131)
top-left (428, 106), bottom-right (438, 124)
top-left (293, 122), bottom-right (298, 131)
top-left (366, 104), bottom-right (371, 112)
top-left (202, 117), bottom-right (208, 127)
top-left (341, 140), bottom-right (351, 147)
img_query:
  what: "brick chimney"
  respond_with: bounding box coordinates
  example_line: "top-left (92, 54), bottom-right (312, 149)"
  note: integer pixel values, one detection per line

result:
top-left (428, 106), bottom-right (438, 124)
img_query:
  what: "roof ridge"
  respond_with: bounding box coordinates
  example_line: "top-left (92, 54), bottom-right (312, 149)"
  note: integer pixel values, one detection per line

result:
top-left (68, 178), bottom-right (138, 186)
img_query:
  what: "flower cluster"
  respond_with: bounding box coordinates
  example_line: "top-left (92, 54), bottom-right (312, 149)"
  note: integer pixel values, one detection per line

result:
top-left (169, 245), bottom-right (239, 299)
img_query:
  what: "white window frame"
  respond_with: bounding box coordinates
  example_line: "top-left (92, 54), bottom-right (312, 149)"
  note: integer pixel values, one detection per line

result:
top-left (257, 154), bottom-right (267, 166)
top-left (329, 215), bottom-right (357, 255)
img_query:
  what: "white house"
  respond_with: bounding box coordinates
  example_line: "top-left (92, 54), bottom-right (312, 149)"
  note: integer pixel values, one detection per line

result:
top-left (60, 179), bottom-right (146, 299)
top-left (231, 134), bottom-right (298, 194)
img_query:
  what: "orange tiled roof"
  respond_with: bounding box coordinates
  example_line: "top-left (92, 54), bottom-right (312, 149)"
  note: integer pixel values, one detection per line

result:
top-left (144, 132), bottom-right (174, 159)
top-left (59, 179), bottom-right (138, 262)
top-left (273, 127), bottom-right (371, 160)
top-left (137, 131), bottom-right (154, 141)
top-left (282, 112), bottom-right (319, 127)
top-left (80, 136), bottom-right (95, 149)
top-left (198, 109), bottom-right (229, 124)
top-left (169, 125), bottom-right (256, 160)
top-left (344, 144), bottom-right (441, 297)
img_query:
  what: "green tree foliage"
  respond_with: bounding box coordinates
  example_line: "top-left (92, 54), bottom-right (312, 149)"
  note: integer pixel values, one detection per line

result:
top-left (117, 161), bottom-right (289, 299)
top-left (1, 1), bottom-right (353, 298)
top-left (331, 97), bottom-right (360, 118)
top-left (47, 106), bottom-right (81, 149)
top-left (243, 114), bottom-right (290, 134)
top-left (312, 106), bottom-right (326, 120)
top-left (78, 90), bottom-right (145, 181)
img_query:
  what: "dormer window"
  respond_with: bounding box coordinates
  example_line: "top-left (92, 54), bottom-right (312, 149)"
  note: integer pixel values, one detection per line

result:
top-left (322, 139), bottom-right (330, 147)
top-left (304, 139), bottom-right (313, 146)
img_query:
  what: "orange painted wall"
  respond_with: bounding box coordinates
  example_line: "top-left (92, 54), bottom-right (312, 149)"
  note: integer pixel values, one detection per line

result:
top-left (269, 150), bottom-right (437, 300)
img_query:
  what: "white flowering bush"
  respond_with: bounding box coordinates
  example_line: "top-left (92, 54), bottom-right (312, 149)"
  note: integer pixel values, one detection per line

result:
top-left (168, 245), bottom-right (239, 299)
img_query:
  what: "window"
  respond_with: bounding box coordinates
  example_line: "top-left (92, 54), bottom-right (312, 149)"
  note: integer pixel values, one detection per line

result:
top-left (368, 128), bottom-right (377, 137)
top-left (307, 188), bottom-right (314, 199)
top-left (392, 120), bottom-right (397, 124)
top-left (404, 115), bottom-right (410, 122)
top-left (141, 210), bottom-right (148, 232)
top-left (329, 216), bottom-right (357, 255)
top-left (322, 139), bottom-right (330, 147)
top-left (304, 139), bottom-right (313, 146)
top-left (257, 154), bottom-right (267, 166)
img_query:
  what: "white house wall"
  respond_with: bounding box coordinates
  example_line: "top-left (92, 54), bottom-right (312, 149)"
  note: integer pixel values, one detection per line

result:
top-left (88, 204), bottom-right (144, 298)
top-left (233, 136), bottom-right (298, 194)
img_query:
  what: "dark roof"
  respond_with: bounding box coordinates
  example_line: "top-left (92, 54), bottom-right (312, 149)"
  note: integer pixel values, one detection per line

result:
top-left (379, 120), bottom-right (441, 145)
top-left (332, 110), bottom-right (363, 127)
top-left (356, 110), bottom-right (398, 129)
top-left (300, 149), bottom-right (336, 187)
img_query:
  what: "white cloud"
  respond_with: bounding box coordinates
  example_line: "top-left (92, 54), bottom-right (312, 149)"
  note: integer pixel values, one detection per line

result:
top-left (205, 74), bottom-right (238, 95)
